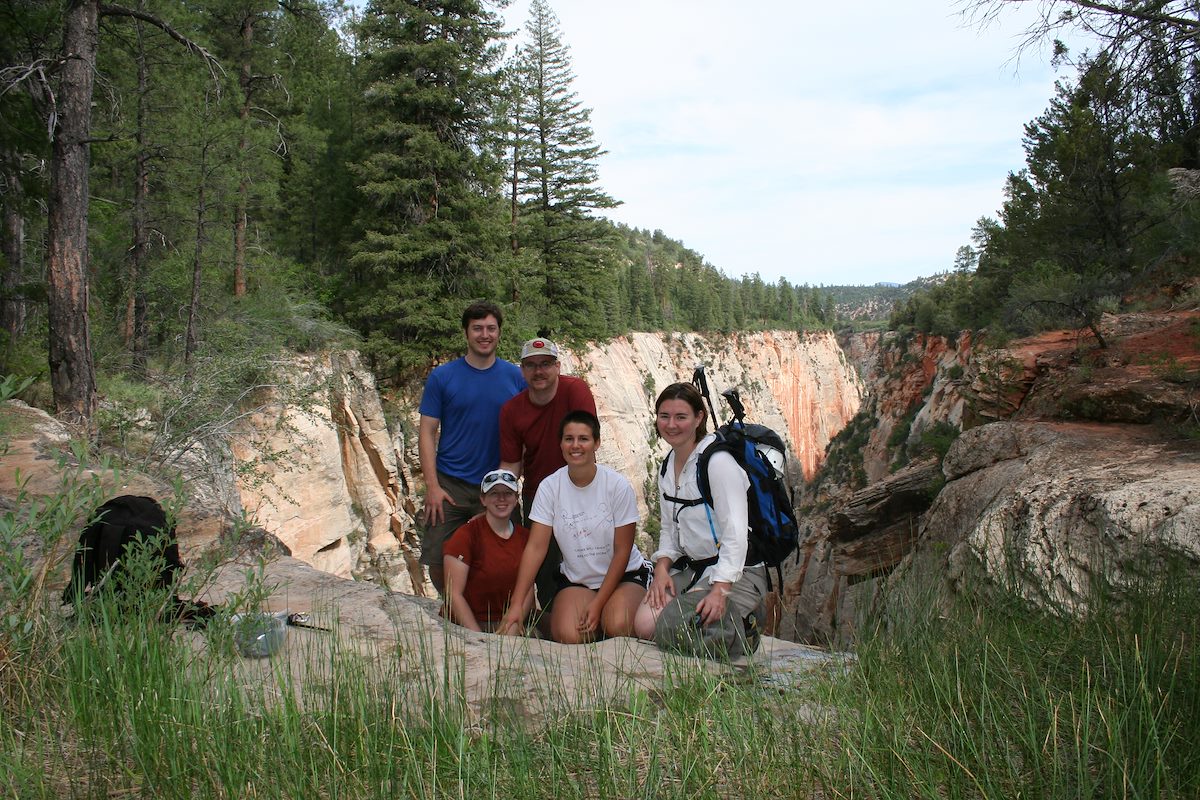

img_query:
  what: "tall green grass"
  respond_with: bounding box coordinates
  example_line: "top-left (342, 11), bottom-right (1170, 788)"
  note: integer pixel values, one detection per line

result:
top-left (810, 564), bottom-right (1200, 799)
top-left (7, 557), bottom-right (1195, 799)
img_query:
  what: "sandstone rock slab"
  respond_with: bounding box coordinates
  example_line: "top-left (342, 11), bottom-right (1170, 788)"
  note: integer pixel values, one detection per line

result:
top-left (923, 421), bottom-right (1200, 612)
top-left (191, 555), bottom-right (842, 722)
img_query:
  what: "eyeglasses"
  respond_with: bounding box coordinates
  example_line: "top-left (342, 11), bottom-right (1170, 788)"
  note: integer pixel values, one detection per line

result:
top-left (521, 359), bottom-right (559, 372)
top-left (481, 470), bottom-right (518, 491)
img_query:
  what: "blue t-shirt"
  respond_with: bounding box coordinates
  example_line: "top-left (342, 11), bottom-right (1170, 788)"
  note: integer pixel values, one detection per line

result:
top-left (419, 357), bottom-right (525, 484)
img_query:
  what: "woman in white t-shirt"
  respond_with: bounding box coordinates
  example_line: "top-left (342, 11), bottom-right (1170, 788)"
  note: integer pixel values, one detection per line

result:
top-left (498, 410), bottom-right (649, 643)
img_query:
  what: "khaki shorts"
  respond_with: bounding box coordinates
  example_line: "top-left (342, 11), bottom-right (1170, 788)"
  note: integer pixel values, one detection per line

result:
top-left (653, 563), bottom-right (768, 659)
top-left (419, 472), bottom-right (484, 567)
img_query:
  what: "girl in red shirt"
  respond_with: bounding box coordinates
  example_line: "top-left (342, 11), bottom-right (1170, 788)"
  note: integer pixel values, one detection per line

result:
top-left (442, 470), bottom-right (534, 631)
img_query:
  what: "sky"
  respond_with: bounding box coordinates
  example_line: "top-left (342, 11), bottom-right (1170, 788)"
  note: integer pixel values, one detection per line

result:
top-left (499, 0), bottom-right (1077, 287)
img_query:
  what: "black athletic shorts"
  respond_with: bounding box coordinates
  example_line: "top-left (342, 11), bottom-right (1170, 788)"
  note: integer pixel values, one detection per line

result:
top-left (556, 562), bottom-right (652, 592)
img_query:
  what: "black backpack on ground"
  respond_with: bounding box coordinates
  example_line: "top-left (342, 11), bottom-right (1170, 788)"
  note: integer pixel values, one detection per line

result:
top-left (62, 495), bottom-right (214, 624)
top-left (660, 367), bottom-right (800, 589)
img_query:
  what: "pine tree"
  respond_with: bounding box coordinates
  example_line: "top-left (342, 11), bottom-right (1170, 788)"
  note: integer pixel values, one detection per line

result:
top-left (347, 0), bottom-right (509, 379)
top-left (0, 0), bottom-right (56, 370)
top-left (509, 0), bottom-right (618, 337)
top-left (272, 2), bottom-right (361, 277)
top-left (197, 0), bottom-right (297, 298)
top-left (2, 0), bottom-right (221, 425)
top-left (89, 0), bottom-right (240, 372)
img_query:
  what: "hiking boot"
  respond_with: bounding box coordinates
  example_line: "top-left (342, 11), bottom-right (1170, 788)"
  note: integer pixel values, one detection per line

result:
top-left (743, 611), bottom-right (762, 655)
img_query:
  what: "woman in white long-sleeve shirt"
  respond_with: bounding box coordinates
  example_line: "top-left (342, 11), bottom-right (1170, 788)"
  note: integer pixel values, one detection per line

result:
top-left (634, 383), bottom-right (766, 657)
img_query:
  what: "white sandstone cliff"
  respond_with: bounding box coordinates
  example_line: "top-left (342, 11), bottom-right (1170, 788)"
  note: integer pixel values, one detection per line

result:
top-left (232, 331), bottom-right (864, 594)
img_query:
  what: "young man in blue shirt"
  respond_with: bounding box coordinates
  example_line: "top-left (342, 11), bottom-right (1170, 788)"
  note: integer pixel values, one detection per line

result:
top-left (418, 302), bottom-right (525, 593)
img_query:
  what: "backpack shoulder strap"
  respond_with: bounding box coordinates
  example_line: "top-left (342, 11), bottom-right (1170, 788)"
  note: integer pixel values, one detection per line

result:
top-left (63, 516), bottom-right (105, 602)
top-left (694, 446), bottom-right (711, 506)
top-left (695, 430), bottom-right (739, 508)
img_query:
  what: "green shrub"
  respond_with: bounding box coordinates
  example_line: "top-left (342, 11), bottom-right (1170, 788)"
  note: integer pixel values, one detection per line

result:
top-left (817, 407), bottom-right (875, 491)
top-left (919, 421), bottom-right (961, 461)
top-left (886, 416), bottom-right (912, 448)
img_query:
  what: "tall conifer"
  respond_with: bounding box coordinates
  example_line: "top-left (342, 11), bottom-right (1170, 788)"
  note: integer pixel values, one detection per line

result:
top-left (509, 0), bottom-right (618, 336)
top-left (348, 0), bottom-right (508, 378)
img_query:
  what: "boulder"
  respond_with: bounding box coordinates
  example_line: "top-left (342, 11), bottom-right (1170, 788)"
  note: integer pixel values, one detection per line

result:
top-left (189, 554), bottom-right (840, 722)
top-left (923, 421), bottom-right (1200, 612)
top-left (0, 399), bottom-right (229, 566)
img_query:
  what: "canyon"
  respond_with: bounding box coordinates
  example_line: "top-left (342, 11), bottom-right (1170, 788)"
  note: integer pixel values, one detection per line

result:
top-left (227, 331), bottom-right (865, 597)
top-left (5, 313), bottom-right (1198, 652)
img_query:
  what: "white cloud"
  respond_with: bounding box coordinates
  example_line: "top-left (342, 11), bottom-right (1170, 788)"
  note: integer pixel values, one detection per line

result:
top-left (502, 0), bottom-right (1079, 285)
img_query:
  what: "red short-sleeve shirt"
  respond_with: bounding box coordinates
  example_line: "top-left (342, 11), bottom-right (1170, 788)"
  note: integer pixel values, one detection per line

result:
top-left (499, 375), bottom-right (596, 502)
top-left (442, 516), bottom-right (530, 623)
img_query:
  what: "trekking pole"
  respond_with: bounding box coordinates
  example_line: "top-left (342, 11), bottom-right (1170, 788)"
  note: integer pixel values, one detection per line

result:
top-left (721, 388), bottom-right (746, 424)
top-left (691, 364), bottom-right (718, 423)
top-left (286, 612), bottom-right (332, 632)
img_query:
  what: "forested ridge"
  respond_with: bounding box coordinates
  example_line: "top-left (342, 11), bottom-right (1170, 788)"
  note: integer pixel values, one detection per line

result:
top-left (0, 0), bottom-right (836, 431)
top-left (3, 0), bottom-right (1199, 437)
top-left (891, 2), bottom-right (1200, 343)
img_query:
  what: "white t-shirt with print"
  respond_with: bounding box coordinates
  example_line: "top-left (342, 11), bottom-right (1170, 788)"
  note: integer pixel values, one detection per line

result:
top-left (529, 464), bottom-right (644, 589)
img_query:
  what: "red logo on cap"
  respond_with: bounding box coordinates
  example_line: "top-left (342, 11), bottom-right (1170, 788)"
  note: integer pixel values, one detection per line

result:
top-left (534, 341), bottom-right (545, 348)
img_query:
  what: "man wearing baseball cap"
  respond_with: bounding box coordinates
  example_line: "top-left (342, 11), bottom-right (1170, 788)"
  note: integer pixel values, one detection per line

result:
top-left (499, 336), bottom-right (597, 609)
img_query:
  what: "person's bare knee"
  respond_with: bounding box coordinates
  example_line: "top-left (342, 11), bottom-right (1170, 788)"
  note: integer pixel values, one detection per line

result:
top-left (551, 588), bottom-right (592, 644)
top-left (551, 609), bottom-right (589, 644)
top-left (552, 623), bottom-right (587, 644)
top-left (601, 584), bottom-right (644, 637)
top-left (602, 611), bottom-right (634, 637)
top-left (633, 601), bottom-right (658, 640)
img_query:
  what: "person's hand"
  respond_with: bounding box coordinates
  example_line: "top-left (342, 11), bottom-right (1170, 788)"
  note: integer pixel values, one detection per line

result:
top-left (423, 483), bottom-right (455, 526)
top-left (495, 614), bottom-right (523, 636)
top-left (695, 582), bottom-right (730, 626)
top-left (579, 598), bottom-right (603, 634)
top-left (645, 565), bottom-right (676, 610)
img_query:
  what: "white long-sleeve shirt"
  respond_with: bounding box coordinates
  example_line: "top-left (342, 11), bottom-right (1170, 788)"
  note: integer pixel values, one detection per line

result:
top-left (652, 433), bottom-right (752, 585)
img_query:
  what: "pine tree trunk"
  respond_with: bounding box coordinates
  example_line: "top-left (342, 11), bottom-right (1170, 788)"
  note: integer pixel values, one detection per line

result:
top-left (47, 0), bottom-right (99, 428)
top-left (1, 148), bottom-right (27, 365)
top-left (185, 141), bottom-right (209, 370)
top-left (509, 98), bottom-right (521, 256)
top-left (125, 15), bottom-right (150, 373)
top-left (233, 12), bottom-right (254, 298)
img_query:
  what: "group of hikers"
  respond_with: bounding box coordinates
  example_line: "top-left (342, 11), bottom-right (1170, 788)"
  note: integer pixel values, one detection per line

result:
top-left (420, 301), bottom-right (765, 658)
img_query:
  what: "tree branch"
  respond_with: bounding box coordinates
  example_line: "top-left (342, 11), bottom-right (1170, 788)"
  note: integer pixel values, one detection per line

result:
top-left (99, 4), bottom-right (226, 78)
top-left (1069, 0), bottom-right (1200, 32)
top-left (962, 0), bottom-right (1200, 61)
top-left (277, 0), bottom-right (322, 23)
top-left (0, 60), bottom-right (59, 137)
